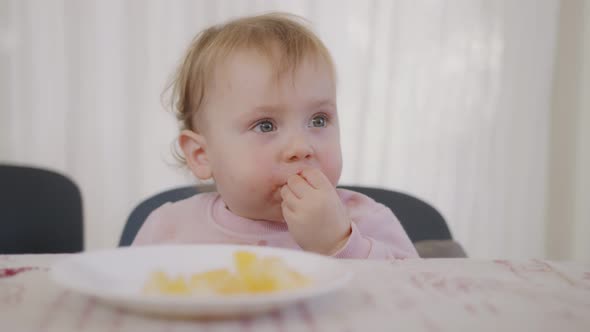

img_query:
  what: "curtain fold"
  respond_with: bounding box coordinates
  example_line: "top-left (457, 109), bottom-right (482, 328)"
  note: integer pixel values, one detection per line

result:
top-left (0, 0), bottom-right (560, 258)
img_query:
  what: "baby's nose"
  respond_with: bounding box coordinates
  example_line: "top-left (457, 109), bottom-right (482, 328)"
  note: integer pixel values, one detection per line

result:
top-left (282, 136), bottom-right (313, 162)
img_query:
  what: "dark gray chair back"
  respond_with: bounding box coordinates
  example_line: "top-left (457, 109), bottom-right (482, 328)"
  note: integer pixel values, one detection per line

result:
top-left (339, 185), bottom-right (452, 242)
top-left (119, 186), bottom-right (200, 246)
top-left (120, 185), bottom-right (454, 246)
top-left (0, 165), bottom-right (83, 254)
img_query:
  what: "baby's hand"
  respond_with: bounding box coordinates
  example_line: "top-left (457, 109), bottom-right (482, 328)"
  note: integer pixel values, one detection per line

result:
top-left (280, 169), bottom-right (352, 255)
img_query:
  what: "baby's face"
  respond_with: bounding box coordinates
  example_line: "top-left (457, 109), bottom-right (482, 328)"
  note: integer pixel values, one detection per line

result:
top-left (200, 50), bottom-right (342, 222)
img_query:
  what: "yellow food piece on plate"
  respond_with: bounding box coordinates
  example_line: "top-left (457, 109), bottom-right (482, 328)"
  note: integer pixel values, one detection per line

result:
top-left (143, 251), bottom-right (310, 296)
top-left (143, 270), bottom-right (190, 295)
top-left (235, 251), bottom-right (257, 276)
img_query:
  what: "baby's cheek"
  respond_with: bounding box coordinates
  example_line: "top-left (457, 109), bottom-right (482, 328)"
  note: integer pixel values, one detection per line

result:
top-left (244, 167), bottom-right (274, 193)
top-left (323, 156), bottom-right (342, 186)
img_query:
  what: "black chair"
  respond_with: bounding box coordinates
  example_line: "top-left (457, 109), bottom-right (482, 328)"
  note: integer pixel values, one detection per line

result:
top-left (338, 186), bottom-right (452, 243)
top-left (120, 184), bottom-right (465, 257)
top-left (119, 186), bottom-right (202, 246)
top-left (340, 186), bottom-right (466, 257)
top-left (0, 165), bottom-right (84, 254)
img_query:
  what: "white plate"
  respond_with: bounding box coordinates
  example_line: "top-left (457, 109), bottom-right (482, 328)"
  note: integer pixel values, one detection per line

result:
top-left (51, 244), bottom-right (352, 318)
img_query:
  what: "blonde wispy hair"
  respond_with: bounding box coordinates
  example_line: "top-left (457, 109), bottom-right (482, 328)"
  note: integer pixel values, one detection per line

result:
top-left (165, 12), bottom-right (336, 140)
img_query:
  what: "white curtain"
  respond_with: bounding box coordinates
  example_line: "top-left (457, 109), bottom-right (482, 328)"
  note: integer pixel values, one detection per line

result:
top-left (0, 0), bottom-right (562, 259)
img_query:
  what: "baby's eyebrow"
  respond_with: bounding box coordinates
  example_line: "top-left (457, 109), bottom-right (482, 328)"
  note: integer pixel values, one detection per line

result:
top-left (244, 99), bottom-right (336, 120)
top-left (238, 105), bottom-right (281, 123)
top-left (306, 99), bottom-right (336, 110)
top-left (251, 104), bottom-right (282, 114)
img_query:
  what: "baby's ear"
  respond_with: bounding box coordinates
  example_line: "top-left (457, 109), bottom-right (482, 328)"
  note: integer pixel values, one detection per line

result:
top-left (179, 130), bottom-right (212, 180)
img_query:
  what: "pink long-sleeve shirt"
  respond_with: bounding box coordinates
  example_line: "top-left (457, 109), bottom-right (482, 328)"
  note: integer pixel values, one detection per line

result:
top-left (132, 189), bottom-right (418, 259)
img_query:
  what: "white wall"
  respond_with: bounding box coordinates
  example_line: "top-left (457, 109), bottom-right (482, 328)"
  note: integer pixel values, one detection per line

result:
top-left (572, 0), bottom-right (590, 261)
top-left (546, 0), bottom-right (590, 262)
top-left (1, 0), bottom-right (573, 260)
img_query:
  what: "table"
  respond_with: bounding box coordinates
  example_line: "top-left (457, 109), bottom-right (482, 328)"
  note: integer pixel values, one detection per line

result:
top-left (1, 254), bottom-right (590, 331)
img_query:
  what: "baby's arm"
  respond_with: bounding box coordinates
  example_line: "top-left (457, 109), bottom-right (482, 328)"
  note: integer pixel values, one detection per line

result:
top-left (280, 169), bottom-right (418, 259)
top-left (331, 196), bottom-right (419, 259)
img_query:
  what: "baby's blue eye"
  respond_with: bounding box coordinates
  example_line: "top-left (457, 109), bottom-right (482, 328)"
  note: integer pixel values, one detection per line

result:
top-left (255, 120), bottom-right (275, 133)
top-left (310, 115), bottom-right (328, 128)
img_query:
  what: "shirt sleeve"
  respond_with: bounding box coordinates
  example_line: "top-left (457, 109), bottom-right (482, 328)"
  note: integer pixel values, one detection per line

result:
top-left (331, 192), bottom-right (419, 259)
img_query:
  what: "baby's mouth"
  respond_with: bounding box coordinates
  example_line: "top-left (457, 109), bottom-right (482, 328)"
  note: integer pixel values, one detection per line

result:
top-left (269, 169), bottom-right (310, 198)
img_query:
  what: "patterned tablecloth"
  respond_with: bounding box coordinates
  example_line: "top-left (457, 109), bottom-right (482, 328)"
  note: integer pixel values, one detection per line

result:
top-left (1, 254), bottom-right (589, 331)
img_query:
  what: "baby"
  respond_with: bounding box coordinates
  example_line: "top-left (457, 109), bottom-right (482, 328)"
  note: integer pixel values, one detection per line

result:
top-left (133, 13), bottom-right (418, 259)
